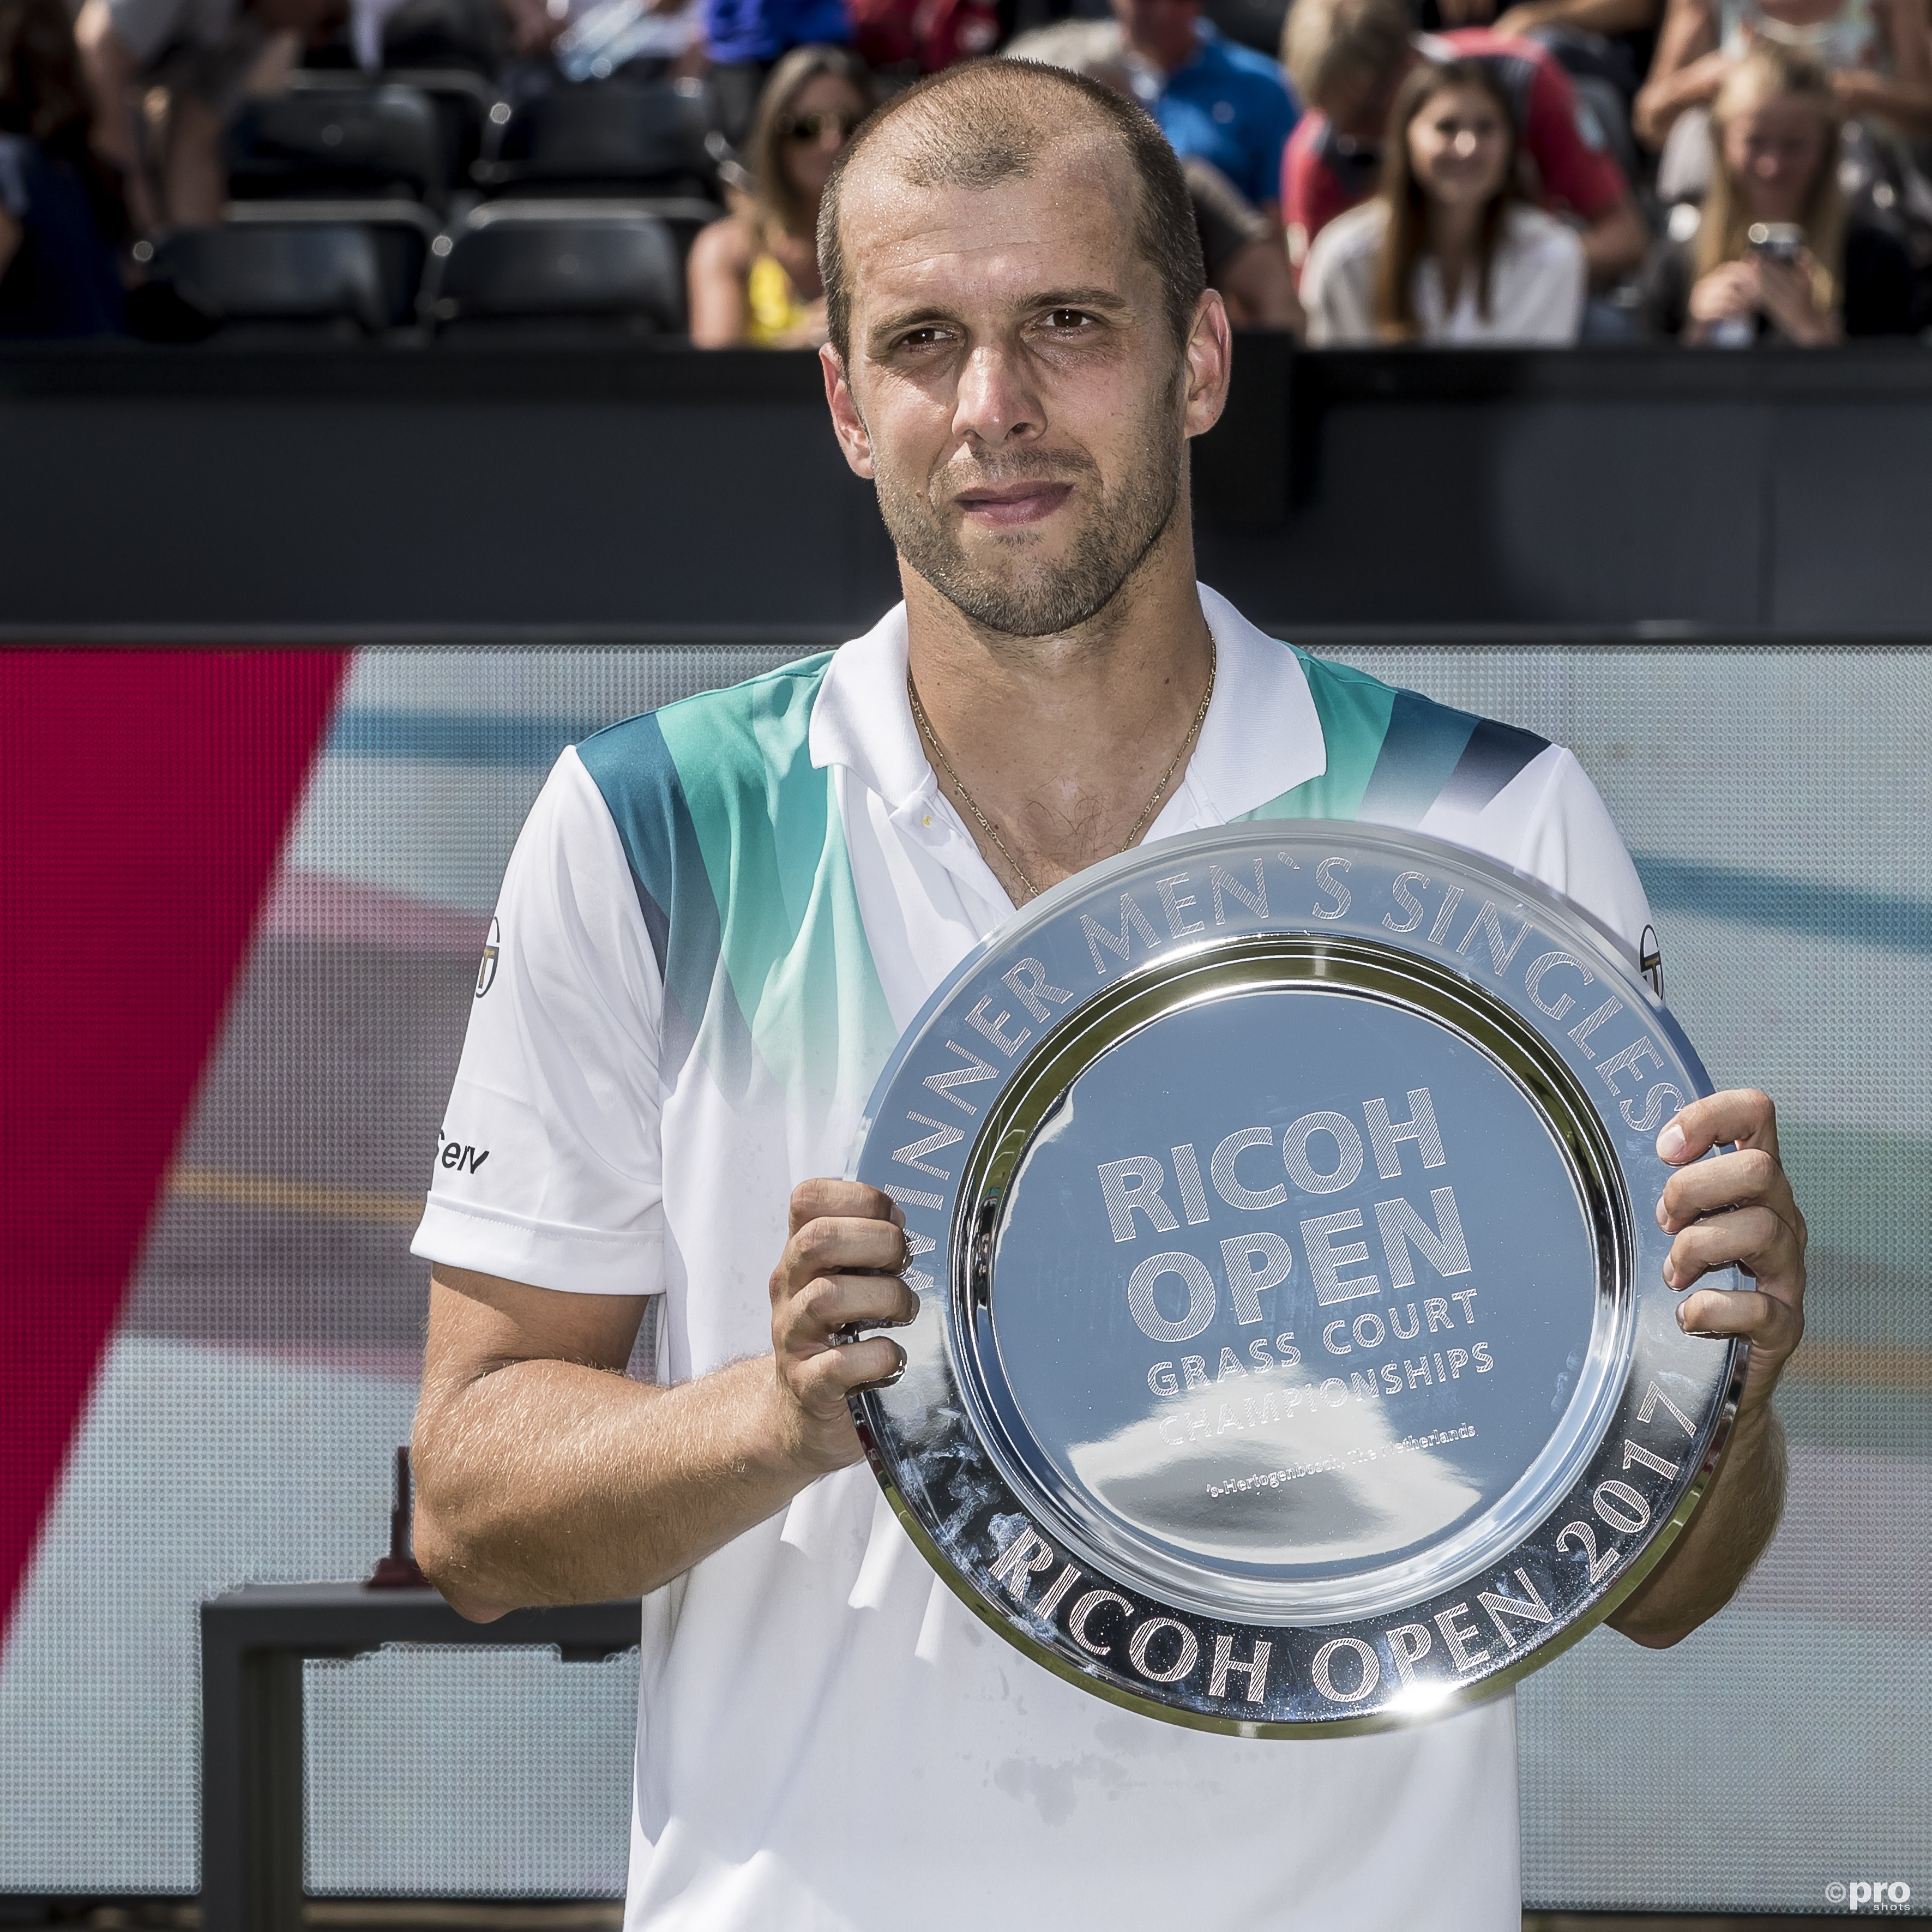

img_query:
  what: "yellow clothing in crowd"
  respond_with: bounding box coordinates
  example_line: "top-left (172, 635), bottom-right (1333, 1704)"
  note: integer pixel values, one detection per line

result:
top-left (745, 253), bottom-right (813, 346)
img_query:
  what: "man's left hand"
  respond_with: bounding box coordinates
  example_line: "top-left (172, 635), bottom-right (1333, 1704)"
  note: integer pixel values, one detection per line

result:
top-left (1654, 1087), bottom-right (1807, 1417)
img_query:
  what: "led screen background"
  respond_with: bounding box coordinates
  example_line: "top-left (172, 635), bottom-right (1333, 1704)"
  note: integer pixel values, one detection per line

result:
top-left (0, 642), bottom-right (1922, 1907)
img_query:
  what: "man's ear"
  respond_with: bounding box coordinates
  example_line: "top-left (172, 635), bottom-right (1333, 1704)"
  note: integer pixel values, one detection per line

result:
top-left (821, 344), bottom-right (876, 479)
top-left (1181, 288), bottom-right (1234, 442)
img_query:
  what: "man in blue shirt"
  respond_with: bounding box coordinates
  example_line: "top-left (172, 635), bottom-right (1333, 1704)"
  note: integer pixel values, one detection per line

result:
top-left (1114, 0), bottom-right (1298, 218)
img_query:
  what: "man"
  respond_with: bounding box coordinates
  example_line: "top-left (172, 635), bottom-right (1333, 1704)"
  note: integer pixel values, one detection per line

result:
top-left (410, 58), bottom-right (1805, 1931)
top-left (1112, 0), bottom-right (1299, 220)
top-left (75, 0), bottom-right (338, 230)
top-left (1280, 0), bottom-right (1647, 285)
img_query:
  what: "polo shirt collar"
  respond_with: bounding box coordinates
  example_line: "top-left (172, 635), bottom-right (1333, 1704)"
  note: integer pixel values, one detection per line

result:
top-left (808, 585), bottom-right (1328, 839)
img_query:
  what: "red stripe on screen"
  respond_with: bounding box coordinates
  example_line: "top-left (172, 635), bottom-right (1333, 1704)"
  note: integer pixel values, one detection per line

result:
top-left (0, 649), bottom-right (349, 1640)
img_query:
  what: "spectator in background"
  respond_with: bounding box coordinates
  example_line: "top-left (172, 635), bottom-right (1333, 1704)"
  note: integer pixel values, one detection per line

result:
top-left (1633, 0), bottom-right (1932, 198)
top-left (705, 0), bottom-right (851, 146)
top-left (75, 0), bottom-right (341, 230)
top-left (1458, 0), bottom-right (1657, 46)
top-left (1281, 0), bottom-right (1646, 286)
top-left (1428, 0), bottom-right (1661, 110)
top-left (1183, 149), bottom-right (1304, 320)
top-left (688, 43), bottom-right (870, 344)
top-left (1644, 41), bottom-right (1915, 337)
top-left (0, 0), bottom-right (125, 333)
top-left (1301, 53), bottom-right (1586, 338)
top-left (1005, 19), bottom-right (1304, 326)
top-left (1112, 0), bottom-right (1299, 219)
top-left (847, 0), bottom-right (999, 79)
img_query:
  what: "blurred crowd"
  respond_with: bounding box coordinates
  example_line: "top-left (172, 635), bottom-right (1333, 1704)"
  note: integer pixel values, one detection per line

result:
top-left (3, 0), bottom-right (1928, 342)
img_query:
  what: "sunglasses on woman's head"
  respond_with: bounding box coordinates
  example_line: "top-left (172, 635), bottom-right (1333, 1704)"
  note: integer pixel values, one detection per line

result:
top-left (779, 110), bottom-right (862, 142)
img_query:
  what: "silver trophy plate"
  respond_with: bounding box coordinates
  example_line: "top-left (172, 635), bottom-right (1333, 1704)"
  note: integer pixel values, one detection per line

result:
top-left (850, 824), bottom-right (1744, 1734)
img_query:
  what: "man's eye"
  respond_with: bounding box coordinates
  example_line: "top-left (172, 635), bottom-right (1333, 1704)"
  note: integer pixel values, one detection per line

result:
top-left (897, 327), bottom-right (949, 350)
top-left (1044, 309), bottom-right (1092, 330)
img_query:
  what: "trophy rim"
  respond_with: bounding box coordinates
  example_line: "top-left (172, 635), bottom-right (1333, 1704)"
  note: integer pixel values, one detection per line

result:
top-left (851, 820), bottom-right (1746, 1736)
top-left (857, 1364), bottom-right (1744, 1738)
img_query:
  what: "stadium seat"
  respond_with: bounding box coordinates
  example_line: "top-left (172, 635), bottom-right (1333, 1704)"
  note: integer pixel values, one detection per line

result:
top-left (381, 0), bottom-right (505, 74)
top-left (283, 69), bottom-right (501, 201)
top-left (154, 219), bottom-right (426, 338)
top-left (226, 84), bottom-right (445, 206)
top-left (427, 203), bottom-right (685, 341)
top-left (474, 77), bottom-right (717, 198)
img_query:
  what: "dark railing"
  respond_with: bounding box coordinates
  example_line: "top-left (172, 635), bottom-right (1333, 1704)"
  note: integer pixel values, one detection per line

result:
top-left (5, 336), bottom-right (1932, 636)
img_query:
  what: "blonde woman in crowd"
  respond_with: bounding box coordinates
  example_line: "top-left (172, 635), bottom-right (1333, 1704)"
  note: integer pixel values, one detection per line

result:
top-left (687, 44), bottom-right (875, 348)
top-left (1645, 41), bottom-right (1915, 338)
top-left (1301, 56), bottom-right (1586, 341)
top-left (1633, 0), bottom-right (1932, 196)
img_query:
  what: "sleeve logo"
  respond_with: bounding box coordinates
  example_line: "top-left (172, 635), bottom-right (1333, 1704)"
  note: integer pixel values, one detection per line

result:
top-left (475, 917), bottom-right (501, 999)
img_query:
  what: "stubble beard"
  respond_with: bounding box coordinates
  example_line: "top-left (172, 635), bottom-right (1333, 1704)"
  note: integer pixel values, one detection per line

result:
top-left (871, 399), bottom-right (1187, 641)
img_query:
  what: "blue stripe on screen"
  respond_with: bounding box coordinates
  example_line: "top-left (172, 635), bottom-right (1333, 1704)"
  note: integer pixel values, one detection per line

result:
top-left (1632, 856), bottom-right (1932, 957)
top-left (328, 707), bottom-right (595, 767)
top-left (323, 711), bottom-right (1932, 957)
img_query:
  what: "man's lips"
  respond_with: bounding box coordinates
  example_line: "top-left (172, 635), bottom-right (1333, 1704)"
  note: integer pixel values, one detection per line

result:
top-left (952, 481), bottom-right (1075, 527)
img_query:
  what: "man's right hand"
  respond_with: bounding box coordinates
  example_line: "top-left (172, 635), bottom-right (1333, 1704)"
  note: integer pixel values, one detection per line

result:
top-left (768, 1179), bottom-right (918, 1474)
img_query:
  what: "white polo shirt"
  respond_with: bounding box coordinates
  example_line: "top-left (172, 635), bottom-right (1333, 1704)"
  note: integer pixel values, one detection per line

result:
top-left (412, 585), bottom-right (1651, 1932)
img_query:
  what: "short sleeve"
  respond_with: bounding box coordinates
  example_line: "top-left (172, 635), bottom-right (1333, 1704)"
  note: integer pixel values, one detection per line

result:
top-left (1299, 203), bottom-right (1381, 345)
top-left (1480, 747), bottom-right (1653, 958)
top-left (1523, 51), bottom-right (1628, 221)
top-left (410, 745), bottom-right (667, 1296)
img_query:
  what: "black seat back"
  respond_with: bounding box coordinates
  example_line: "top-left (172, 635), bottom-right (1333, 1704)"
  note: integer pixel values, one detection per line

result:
top-left (157, 224), bottom-right (407, 336)
top-left (382, 0), bottom-right (504, 74)
top-left (284, 69), bottom-right (500, 206)
top-left (431, 209), bottom-right (684, 340)
top-left (227, 85), bottom-right (445, 204)
top-left (480, 79), bottom-right (713, 193)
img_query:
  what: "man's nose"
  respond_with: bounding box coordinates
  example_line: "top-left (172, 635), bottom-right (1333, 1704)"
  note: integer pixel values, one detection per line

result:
top-left (953, 342), bottom-right (1042, 447)
top-left (1453, 130), bottom-right (1479, 158)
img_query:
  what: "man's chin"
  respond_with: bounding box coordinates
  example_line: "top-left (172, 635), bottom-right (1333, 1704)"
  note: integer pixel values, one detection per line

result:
top-left (926, 568), bottom-right (1124, 640)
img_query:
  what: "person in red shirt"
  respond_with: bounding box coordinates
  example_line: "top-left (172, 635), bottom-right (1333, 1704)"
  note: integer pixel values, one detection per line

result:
top-left (1281, 0), bottom-right (1648, 286)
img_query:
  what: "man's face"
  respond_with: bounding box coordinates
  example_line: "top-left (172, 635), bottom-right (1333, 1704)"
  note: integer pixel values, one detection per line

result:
top-left (822, 140), bottom-right (1221, 640)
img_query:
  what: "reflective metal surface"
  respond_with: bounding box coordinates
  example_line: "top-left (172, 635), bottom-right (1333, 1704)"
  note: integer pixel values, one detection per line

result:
top-left (851, 825), bottom-right (1744, 1734)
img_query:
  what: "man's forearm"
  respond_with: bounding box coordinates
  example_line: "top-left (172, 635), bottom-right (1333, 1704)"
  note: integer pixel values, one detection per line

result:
top-left (1608, 1403), bottom-right (1786, 1646)
top-left (74, 7), bottom-right (160, 232)
top-left (1498, 0), bottom-right (1658, 35)
top-left (413, 1354), bottom-right (815, 1619)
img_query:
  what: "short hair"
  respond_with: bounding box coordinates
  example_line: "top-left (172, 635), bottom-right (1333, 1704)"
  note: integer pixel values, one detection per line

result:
top-left (816, 59), bottom-right (1205, 365)
top-left (1282, 0), bottom-right (1412, 111)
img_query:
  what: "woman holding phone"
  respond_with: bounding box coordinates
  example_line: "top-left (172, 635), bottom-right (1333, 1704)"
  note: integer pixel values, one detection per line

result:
top-left (1644, 41), bottom-right (1916, 339)
top-left (1299, 57), bottom-right (1587, 345)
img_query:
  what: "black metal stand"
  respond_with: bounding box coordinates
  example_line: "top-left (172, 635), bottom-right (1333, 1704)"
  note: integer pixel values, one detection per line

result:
top-left (198, 1583), bottom-right (640, 1932)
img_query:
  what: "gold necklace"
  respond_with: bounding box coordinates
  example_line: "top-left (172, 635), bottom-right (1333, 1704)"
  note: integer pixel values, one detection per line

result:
top-left (906, 640), bottom-right (1218, 903)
